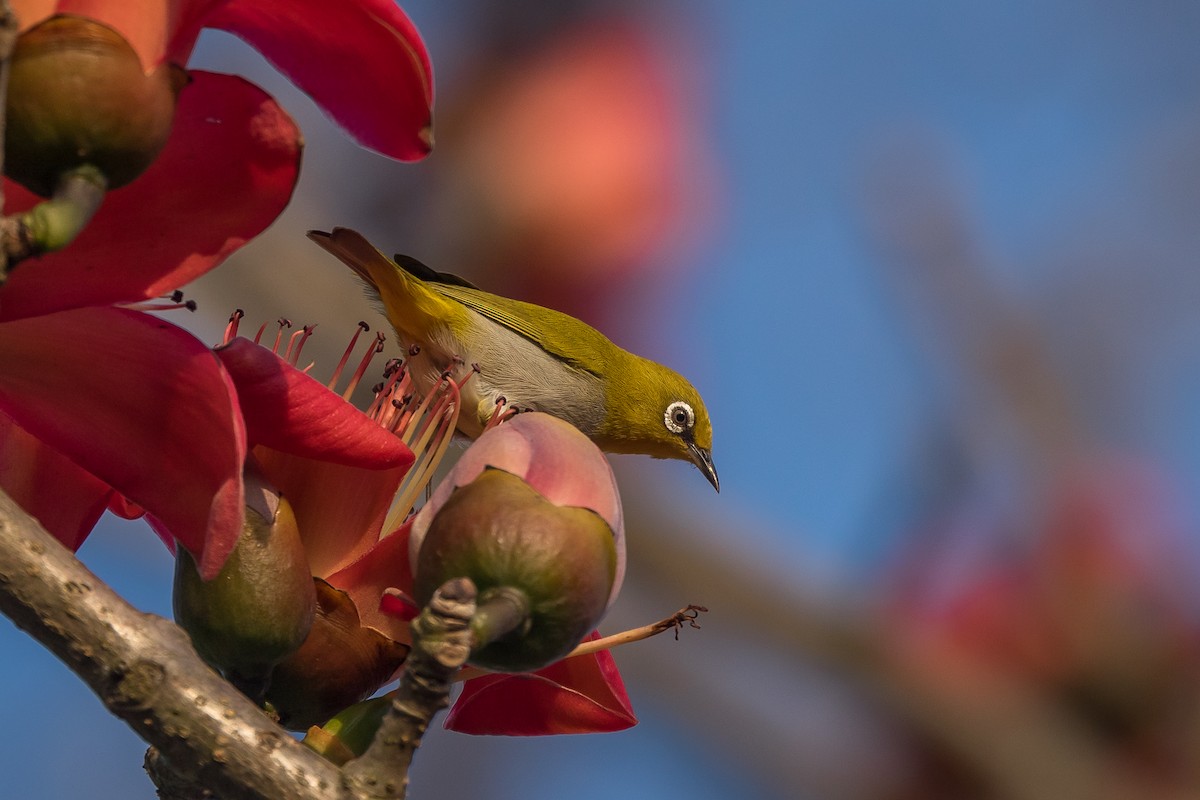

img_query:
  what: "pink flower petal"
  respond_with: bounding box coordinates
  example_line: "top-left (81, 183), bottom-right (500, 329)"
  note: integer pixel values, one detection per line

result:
top-left (0, 412), bottom-right (112, 551)
top-left (205, 0), bottom-right (433, 161)
top-left (418, 413), bottom-right (622, 534)
top-left (446, 632), bottom-right (636, 735)
top-left (412, 413), bottom-right (625, 604)
top-left (0, 70), bottom-right (301, 322)
top-left (0, 307), bottom-right (246, 578)
top-left (216, 337), bottom-right (414, 470)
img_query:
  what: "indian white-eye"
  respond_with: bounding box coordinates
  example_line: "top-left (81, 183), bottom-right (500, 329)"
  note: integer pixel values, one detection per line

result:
top-left (308, 227), bottom-right (718, 491)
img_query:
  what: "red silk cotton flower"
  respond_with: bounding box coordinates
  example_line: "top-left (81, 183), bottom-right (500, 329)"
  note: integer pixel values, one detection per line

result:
top-left (0, 72), bottom-right (299, 576)
top-left (405, 412), bottom-right (635, 735)
top-left (215, 331), bottom-right (636, 735)
top-left (3, 0), bottom-right (432, 321)
top-left (10, 0), bottom-right (432, 160)
top-left (0, 1), bottom-right (432, 577)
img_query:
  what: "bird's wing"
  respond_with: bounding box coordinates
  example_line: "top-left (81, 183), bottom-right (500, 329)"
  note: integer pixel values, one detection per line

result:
top-left (392, 253), bottom-right (481, 290)
top-left (308, 229), bottom-right (471, 340)
top-left (424, 281), bottom-right (613, 377)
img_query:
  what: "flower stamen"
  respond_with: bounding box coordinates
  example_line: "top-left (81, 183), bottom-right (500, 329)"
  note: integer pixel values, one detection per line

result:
top-left (367, 359), bottom-right (410, 423)
top-left (223, 309), bottom-right (245, 344)
top-left (385, 373), bottom-right (461, 531)
top-left (224, 313), bottom-right (463, 539)
top-left (328, 321), bottom-right (370, 391)
top-left (284, 324), bottom-right (317, 365)
top-left (121, 290), bottom-right (198, 313)
top-left (270, 318), bottom-right (292, 354)
top-left (341, 332), bottom-right (387, 401)
top-left (485, 390), bottom-right (520, 431)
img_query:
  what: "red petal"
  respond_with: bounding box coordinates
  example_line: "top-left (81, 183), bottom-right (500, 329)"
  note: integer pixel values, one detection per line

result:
top-left (107, 493), bottom-right (145, 520)
top-left (253, 446), bottom-right (407, 580)
top-left (0, 412), bottom-right (112, 551)
top-left (446, 632), bottom-right (636, 735)
top-left (205, 0), bottom-right (433, 161)
top-left (326, 519), bottom-right (415, 645)
top-left (215, 337), bottom-right (414, 470)
top-left (0, 71), bottom-right (301, 322)
top-left (0, 307), bottom-right (246, 578)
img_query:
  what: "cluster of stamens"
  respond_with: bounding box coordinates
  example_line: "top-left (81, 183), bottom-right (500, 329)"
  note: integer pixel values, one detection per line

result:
top-left (223, 309), bottom-right (479, 530)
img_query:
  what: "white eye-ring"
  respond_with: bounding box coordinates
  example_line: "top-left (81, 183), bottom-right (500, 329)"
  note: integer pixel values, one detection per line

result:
top-left (664, 401), bottom-right (695, 434)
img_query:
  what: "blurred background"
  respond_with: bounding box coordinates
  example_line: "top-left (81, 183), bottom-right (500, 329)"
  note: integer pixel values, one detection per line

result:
top-left (7, 1), bottom-right (1200, 798)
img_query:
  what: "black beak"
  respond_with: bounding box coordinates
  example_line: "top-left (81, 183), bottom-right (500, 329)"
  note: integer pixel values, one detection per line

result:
top-left (687, 443), bottom-right (719, 492)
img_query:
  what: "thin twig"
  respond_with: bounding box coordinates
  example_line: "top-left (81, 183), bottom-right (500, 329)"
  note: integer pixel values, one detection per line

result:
top-left (455, 604), bottom-right (708, 683)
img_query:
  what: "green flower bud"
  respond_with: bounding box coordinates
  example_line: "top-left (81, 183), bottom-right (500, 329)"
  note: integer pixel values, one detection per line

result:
top-left (414, 468), bottom-right (618, 672)
top-left (266, 579), bottom-right (411, 731)
top-left (5, 15), bottom-right (185, 196)
top-left (173, 478), bottom-right (316, 696)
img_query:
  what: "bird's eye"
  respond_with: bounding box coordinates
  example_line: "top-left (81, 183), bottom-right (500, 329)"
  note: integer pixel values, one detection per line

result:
top-left (664, 401), bottom-right (695, 434)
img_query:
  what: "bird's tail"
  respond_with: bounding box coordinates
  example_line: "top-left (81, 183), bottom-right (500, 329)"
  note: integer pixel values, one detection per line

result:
top-left (307, 228), bottom-right (387, 292)
top-left (307, 227), bottom-right (461, 340)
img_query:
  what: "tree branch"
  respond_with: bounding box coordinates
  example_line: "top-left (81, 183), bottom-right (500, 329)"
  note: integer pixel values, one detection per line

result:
top-left (0, 488), bottom-right (349, 800)
top-left (341, 578), bottom-right (476, 799)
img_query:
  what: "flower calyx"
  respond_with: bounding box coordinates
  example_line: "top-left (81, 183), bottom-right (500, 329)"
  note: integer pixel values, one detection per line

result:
top-left (414, 467), bottom-right (618, 672)
top-left (172, 467), bottom-right (316, 702)
top-left (5, 15), bottom-right (186, 197)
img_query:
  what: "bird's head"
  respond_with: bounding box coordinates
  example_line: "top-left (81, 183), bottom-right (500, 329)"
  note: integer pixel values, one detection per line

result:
top-left (597, 355), bottom-right (718, 492)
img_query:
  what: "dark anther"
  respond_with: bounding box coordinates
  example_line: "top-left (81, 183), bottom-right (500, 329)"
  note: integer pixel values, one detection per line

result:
top-left (358, 321), bottom-right (370, 331)
top-left (277, 318), bottom-right (292, 328)
top-left (371, 382), bottom-right (385, 395)
top-left (495, 396), bottom-right (507, 406)
top-left (401, 393), bottom-right (414, 406)
top-left (408, 344), bottom-right (421, 356)
top-left (392, 398), bottom-right (403, 408)
top-left (185, 300), bottom-right (198, 312)
top-left (170, 290), bottom-right (184, 302)
top-left (229, 309), bottom-right (244, 321)
top-left (471, 362), bottom-right (482, 373)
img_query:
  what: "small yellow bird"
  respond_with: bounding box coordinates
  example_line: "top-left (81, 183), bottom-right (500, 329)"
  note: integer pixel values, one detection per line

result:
top-left (309, 228), bottom-right (718, 491)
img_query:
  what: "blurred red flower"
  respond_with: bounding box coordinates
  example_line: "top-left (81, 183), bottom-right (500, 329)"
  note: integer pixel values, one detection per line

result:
top-left (426, 16), bottom-right (714, 324)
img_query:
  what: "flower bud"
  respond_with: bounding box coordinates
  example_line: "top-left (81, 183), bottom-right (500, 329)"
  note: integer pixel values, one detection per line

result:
top-left (265, 579), bottom-right (411, 731)
top-left (411, 412), bottom-right (625, 607)
top-left (5, 15), bottom-right (185, 196)
top-left (414, 468), bottom-right (618, 672)
top-left (173, 474), bottom-right (316, 693)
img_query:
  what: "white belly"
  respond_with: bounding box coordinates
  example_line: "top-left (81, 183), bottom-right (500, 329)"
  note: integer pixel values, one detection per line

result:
top-left (397, 314), bottom-right (605, 439)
